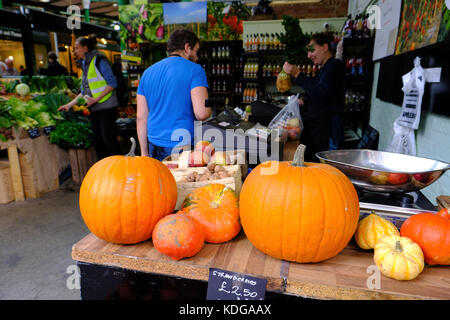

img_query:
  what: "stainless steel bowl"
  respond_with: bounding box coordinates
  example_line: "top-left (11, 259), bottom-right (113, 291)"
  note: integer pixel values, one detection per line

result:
top-left (316, 149), bottom-right (450, 193)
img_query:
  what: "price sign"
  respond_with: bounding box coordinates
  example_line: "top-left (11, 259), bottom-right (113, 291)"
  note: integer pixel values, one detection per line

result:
top-left (206, 268), bottom-right (267, 300)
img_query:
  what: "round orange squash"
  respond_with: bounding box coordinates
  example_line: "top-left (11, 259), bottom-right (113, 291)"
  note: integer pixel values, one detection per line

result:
top-left (152, 212), bottom-right (205, 260)
top-left (182, 184), bottom-right (240, 243)
top-left (79, 138), bottom-right (177, 244)
top-left (400, 208), bottom-right (450, 265)
top-left (239, 144), bottom-right (360, 263)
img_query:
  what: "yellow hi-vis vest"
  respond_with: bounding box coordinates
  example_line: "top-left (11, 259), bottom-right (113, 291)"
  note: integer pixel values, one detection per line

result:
top-left (86, 56), bottom-right (113, 104)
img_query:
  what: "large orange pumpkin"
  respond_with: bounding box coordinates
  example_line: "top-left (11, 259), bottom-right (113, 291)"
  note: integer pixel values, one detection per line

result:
top-left (400, 208), bottom-right (450, 265)
top-left (152, 212), bottom-right (205, 260)
top-left (239, 144), bottom-right (360, 263)
top-left (182, 184), bottom-right (240, 243)
top-left (79, 138), bottom-right (177, 244)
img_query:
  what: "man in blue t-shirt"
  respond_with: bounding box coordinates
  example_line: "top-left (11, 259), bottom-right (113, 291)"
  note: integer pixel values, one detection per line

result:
top-left (136, 29), bottom-right (211, 161)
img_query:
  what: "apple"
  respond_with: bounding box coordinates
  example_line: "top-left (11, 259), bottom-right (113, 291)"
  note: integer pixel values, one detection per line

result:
top-left (413, 172), bottom-right (431, 183)
top-left (189, 150), bottom-right (209, 167)
top-left (194, 140), bottom-right (215, 158)
top-left (211, 151), bottom-right (231, 166)
top-left (388, 173), bottom-right (409, 185)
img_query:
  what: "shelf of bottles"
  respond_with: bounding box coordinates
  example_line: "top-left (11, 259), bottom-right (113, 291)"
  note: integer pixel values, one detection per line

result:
top-left (244, 33), bottom-right (286, 53)
top-left (198, 41), bottom-right (244, 111)
top-left (340, 12), bottom-right (375, 134)
top-left (127, 64), bottom-right (142, 106)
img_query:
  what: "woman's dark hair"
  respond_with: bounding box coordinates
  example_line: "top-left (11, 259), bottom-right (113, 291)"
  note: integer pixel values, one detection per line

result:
top-left (76, 34), bottom-right (97, 52)
top-left (311, 32), bottom-right (335, 52)
top-left (167, 29), bottom-right (199, 53)
top-left (48, 51), bottom-right (58, 61)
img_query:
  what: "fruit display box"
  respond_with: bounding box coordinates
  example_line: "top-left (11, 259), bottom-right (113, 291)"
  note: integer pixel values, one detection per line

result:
top-left (162, 149), bottom-right (248, 178)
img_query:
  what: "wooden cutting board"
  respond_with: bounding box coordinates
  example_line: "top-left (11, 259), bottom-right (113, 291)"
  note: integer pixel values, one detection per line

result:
top-left (72, 232), bottom-right (450, 300)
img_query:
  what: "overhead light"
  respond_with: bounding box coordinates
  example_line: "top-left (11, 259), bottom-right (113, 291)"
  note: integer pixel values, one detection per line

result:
top-left (113, 24), bottom-right (120, 31)
top-left (113, 3), bottom-right (118, 7)
top-left (40, 0), bottom-right (51, 2)
top-left (8, 56), bottom-right (13, 60)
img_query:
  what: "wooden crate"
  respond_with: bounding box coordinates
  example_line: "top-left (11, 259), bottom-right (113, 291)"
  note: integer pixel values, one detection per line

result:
top-left (170, 164), bottom-right (242, 210)
top-left (163, 149), bottom-right (248, 178)
top-left (69, 147), bottom-right (97, 185)
top-left (0, 162), bottom-right (14, 204)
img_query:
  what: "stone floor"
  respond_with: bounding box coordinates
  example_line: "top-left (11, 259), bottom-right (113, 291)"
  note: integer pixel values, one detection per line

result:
top-left (0, 180), bottom-right (88, 300)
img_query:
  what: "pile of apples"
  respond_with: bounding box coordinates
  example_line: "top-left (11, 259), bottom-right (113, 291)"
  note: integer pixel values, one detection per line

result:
top-left (188, 140), bottom-right (231, 167)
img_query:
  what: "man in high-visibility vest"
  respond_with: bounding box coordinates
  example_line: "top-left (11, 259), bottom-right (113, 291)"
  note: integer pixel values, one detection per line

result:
top-left (59, 34), bottom-right (121, 160)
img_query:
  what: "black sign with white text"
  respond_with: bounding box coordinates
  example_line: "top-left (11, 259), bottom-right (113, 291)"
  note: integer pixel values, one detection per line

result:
top-left (206, 268), bottom-right (267, 300)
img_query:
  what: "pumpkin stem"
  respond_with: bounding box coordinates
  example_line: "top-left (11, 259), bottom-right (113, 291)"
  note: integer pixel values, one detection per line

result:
top-left (394, 240), bottom-right (403, 252)
top-left (126, 137), bottom-right (137, 157)
top-left (292, 144), bottom-right (307, 167)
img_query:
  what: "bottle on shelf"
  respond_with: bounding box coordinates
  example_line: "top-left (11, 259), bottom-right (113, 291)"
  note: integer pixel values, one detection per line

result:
top-left (312, 64), bottom-right (318, 77)
top-left (307, 64), bottom-right (312, 77)
top-left (212, 47), bottom-right (216, 58)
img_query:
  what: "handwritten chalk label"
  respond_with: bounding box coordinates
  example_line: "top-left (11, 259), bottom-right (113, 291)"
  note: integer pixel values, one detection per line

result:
top-left (206, 268), bottom-right (267, 300)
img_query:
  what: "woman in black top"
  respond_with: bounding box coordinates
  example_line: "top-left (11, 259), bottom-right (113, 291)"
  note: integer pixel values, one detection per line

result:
top-left (283, 32), bottom-right (346, 162)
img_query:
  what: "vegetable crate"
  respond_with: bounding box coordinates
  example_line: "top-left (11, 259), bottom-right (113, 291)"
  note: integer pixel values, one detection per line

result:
top-left (162, 149), bottom-right (248, 178)
top-left (169, 164), bottom-right (243, 210)
top-left (0, 161), bottom-right (14, 204)
top-left (69, 147), bottom-right (97, 185)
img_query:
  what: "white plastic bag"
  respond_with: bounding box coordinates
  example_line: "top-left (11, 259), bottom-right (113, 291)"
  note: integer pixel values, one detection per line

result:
top-left (268, 94), bottom-right (303, 141)
top-left (387, 57), bottom-right (425, 156)
top-left (386, 119), bottom-right (416, 156)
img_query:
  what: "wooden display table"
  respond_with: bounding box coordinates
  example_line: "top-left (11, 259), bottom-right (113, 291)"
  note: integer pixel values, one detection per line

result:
top-left (72, 231), bottom-right (450, 300)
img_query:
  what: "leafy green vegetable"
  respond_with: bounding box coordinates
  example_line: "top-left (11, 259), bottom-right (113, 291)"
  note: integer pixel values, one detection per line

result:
top-left (49, 120), bottom-right (93, 149)
top-left (278, 15), bottom-right (311, 65)
top-left (77, 97), bottom-right (86, 106)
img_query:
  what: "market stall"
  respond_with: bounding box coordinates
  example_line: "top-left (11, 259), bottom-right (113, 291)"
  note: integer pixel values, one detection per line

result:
top-left (0, 76), bottom-right (98, 202)
top-left (72, 231), bottom-right (450, 300)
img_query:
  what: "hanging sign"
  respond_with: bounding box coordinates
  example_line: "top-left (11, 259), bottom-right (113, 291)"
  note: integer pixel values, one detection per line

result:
top-left (206, 268), bottom-right (267, 300)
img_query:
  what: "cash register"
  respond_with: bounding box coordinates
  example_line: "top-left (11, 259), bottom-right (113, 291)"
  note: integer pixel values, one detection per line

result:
top-left (199, 99), bottom-right (283, 167)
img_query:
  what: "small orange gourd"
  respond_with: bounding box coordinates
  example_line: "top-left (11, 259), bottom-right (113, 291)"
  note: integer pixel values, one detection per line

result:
top-left (152, 212), bottom-right (205, 260)
top-left (182, 184), bottom-right (240, 243)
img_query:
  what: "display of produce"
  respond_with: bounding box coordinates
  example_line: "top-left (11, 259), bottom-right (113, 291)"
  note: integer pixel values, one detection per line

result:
top-left (79, 138), bottom-right (177, 244)
top-left (182, 183), bottom-right (240, 244)
top-left (152, 212), bottom-right (205, 260)
top-left (400, 208), bottom-right (450, 265)
top-left (3, 8), bottom-right (450, 302)
top-left (374, 234), bottom-right (424, 281)
top-left (354, 213), bottom-right (400, 250)
top-left (239, 144), bottom-right (360, 263)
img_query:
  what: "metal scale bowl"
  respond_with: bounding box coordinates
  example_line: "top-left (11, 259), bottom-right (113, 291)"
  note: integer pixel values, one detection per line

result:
top-left (315, 149), bottom-right (450, 228)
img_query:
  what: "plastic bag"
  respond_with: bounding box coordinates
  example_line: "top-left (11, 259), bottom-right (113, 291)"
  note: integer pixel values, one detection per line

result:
top-left (268, 94), bottom-right (303, 141)
top-left (386, 119), bottom-right (416, 156)
top-left (386, 57), bottom-right (424, 156)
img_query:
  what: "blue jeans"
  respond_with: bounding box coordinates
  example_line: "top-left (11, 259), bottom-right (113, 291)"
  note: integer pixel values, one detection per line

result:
top-left (148, 142), bottom-right (173, 161)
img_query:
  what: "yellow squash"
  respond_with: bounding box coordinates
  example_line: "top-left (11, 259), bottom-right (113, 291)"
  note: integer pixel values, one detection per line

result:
top-left (374, 235), bottom-right (424, 281)
top-left (354, 213), bottom-right (400, 249)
